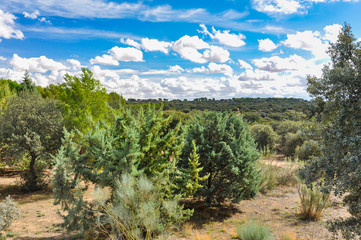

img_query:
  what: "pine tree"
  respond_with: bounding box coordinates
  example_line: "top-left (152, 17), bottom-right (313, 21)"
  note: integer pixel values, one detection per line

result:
top-left (52, 105), bottom-right (189, 235)
top-left (20, 71), bottom-right (38, 93)
top-left (180, 111), bottom-right (261, 205)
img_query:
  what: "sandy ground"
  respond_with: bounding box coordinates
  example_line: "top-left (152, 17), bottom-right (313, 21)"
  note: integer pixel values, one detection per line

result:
top-left (0, 166), bottom-right (349, 240)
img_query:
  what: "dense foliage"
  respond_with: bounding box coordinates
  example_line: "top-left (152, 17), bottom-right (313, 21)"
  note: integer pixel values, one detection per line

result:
top-left (301, 24), bottom-right (361, 239)
top-left (180, 111), bottom-right (261, 205)
top-left (0, 92), bottom-right (63, 191)
top-left (52, 106), bottom-right (192, 238)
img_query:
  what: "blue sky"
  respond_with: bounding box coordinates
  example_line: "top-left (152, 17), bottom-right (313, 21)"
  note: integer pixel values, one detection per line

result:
top-left (0, 0), bottom-right (360, 99)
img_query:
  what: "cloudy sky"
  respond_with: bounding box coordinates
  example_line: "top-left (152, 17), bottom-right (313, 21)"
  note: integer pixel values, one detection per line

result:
top-left (0, 0), bottom-right (360, 99)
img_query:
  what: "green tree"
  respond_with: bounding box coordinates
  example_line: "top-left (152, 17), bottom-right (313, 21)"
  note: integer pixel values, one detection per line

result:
top-left (0, 93), bottom-right (63, 191)
top-left (250, 124), bottom-right (278, 151)
top-left (180, 111), bottom-right (261, 205)
top-left (52, 105), bottom-right (190, 235)
top-left (59, 68), bottom-right (110, 131)
top-left (0, 81), bottom-right (14, 114)
top-left (301, 24), bottom-right (361, 239)
top-left (19, 71), bottom-right (38, 93)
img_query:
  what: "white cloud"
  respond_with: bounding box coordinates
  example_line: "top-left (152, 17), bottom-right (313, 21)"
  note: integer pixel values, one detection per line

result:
top-left (141, 38), bottom-right (172, 54)
top-left (39, 17), bottom-right (51, 23)
top-left (90, 54), bottom-right (119, 66)
top-left (282, 30), bottom-right (328, 59)
top-left (253, 54), bottom-right (308, 72)
top-left (0, 56), bottom-right (6, 61)
top-left (258, 38), bottom-right (278, 52)
top-left (109, 47), bottom-right (143, 62)
top-left (67, 59), bottom-right (81, 69)
top-left (0, 9), bottom-right (24, 40)
top-left (323, 24), bottom-right (342, 43)
top-left (252, 0), bottom-right (303, 15)
top-left (23, 10), bottom-right (40, 19)
top-left (90, 46), bottom-right (143, 65)
top-left (202, 46), bottom-right (230, 63)
top-left (198, 24), bottom-right (246, 47)
top-left (191, 62), bottom-right (233, 77)
top-left (172, 36), bottom-right (230, 63)
top-left (120, 38), bottom-right (141, 49)
top-left (9, 54), bottom-right (67, 73)
top-left (169, 65), bottom-right (184, 73)
top-left (238, 60), bottom-right (253, 70)
top-left (141, 65), bottom-right (184, 75)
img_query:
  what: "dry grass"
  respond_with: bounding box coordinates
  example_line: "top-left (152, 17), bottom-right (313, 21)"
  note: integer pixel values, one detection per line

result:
top-left (182, 222), bottom-right (195, 237)
top-left (278, 231), bottom-right (297, 240)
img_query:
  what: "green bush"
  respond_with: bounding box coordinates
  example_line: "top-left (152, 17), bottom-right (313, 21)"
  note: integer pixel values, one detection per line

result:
top-left (180, 111), bottom-right (261, 205)
top-left (250, 124), bottom-right (278, 151)
top-left (283, 133), bottom-right (304, 157)
top-left (94, 174), bottom-right (190, 240)
top-left (295, 140), bottom-right (321, 161)
top-left (237, 220), bottom-right (273, 240)
top-left (0, 196), bottom-right (21, 233)
top-left (297, 182), bottom-right (330, 220)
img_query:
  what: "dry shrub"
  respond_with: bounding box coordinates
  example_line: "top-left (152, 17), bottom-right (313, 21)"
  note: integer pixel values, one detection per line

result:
top-left (297, 182), bottom-right (330, 220)
top-left (194, 230), bottom-right (212, 240)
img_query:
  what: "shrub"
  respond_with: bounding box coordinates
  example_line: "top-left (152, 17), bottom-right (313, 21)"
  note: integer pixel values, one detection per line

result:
top-left (237, 220), bottom-right (273, 240)
top-left (297, 182), bottom-right (330, 220)
top-left (52, 105), bottom-right (193, 237)
top-left (0, 196), bottom-right (21, 233)
top-left (94, 174), bottom-right (190, 240)
top-left (283, 133), bottom-right (304, 157)
top-left (180, 111), bottom-right (261, 205)
top-left (295, 140), bottom-right (321, 161)
top-left (251, 124), bottom-right (278, 151)
top-left (276, 121), bottom-right (301, 145)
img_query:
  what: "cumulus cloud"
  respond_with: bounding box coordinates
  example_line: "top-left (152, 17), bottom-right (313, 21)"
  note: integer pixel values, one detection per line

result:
top-left (252, 54), bottom-right (308, 72)
top-left (90, 46), bottom-right (143, 65)
top-left (0, 56), bottom-right (6, 61)
top-left (282, 30), bottom-right (328, 59)
top-left (141, 38), bottom-right (172, 54)
top-left (121, 37), bottom-right (172, 54)
top-left (173, 35), bottom-right (229, 63)
top-left (323, 24), bottom-right (342, 43)
top-left (9, 54), bottom-right (67, 73)
top-left (90, 54), bottom-right (119, 66)
top-left (23, 10), bottom-right (40, 19)
top-left (67, 59), bottom-right (82, 70)
top-left (258, 38), bottom-right (278, 52)
top-left (190, 62), bottom-right (233, 77)
top-left (238, 60), bottom-right (253, 70)
top-left (0, 9), bottom-right (24, 40)
top-left (141, 65), bottom-right (184, 75)
top-left (198, 24), bottom-right (246, 47)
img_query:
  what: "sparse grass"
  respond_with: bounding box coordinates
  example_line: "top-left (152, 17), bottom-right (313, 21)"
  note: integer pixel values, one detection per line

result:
top-left (297, 181), bottom-right (330, 220)
top-left (182, 222), bottom-right (194, 237)
top-left (278, 231), bottom-right (297, 240)
top-left (194, 230), bottom-right (212, 240)
top-left (237, 220), bottom-right (273, 240)
top-left (259, 160), bottom-right (299, 194)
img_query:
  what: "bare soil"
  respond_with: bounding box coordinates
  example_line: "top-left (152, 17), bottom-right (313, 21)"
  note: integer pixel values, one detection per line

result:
top-left (0, 166), bottom-right (349, 240)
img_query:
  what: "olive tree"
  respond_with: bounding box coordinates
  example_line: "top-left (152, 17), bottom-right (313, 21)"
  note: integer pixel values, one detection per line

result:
top-left (0, 93), bottom-right (63, 191)
top-left (300, 24), bottom-right (361, 239)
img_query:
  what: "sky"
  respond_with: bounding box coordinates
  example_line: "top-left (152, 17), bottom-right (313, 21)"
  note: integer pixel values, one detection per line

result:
top-left (0, 0), bottom-right (360, 100)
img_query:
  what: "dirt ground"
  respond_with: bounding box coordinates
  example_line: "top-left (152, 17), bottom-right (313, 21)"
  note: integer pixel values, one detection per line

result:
top-left (0, 167), bottom-right (349, 240)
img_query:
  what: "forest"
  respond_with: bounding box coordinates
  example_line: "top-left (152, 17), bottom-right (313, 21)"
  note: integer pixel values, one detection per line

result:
top-left (0, 24), bottom-right (360, 240)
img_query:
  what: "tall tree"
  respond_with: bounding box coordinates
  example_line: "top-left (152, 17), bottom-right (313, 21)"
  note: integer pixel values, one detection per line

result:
top-left (59, 68), bottom-right (110, 131)
top-left (301, 23), bottom-right (361, 239)
top-left (0, 92), bottom-right (63, 191)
